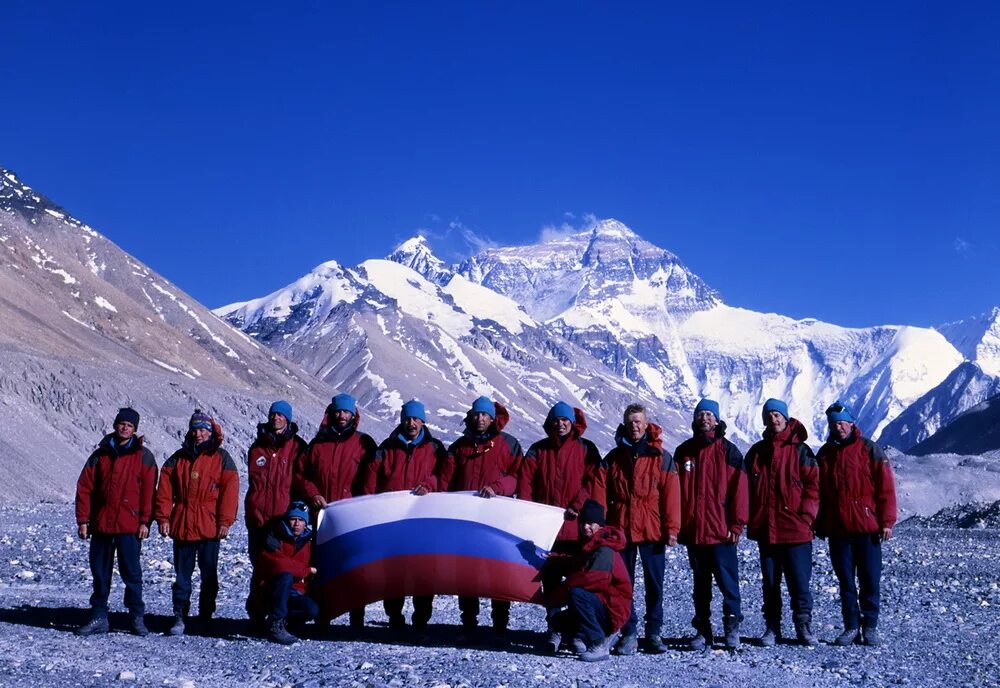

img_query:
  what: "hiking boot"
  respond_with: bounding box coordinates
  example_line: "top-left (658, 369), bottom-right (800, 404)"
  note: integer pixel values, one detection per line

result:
top-left (130, 616), bottom-right (150, 637)
top-left (168, 615), bottom-right (185, 637)
top-left (640, 634), bottom-right (668, 654)
top-left (612, 632), bottom-right (638, 656)
top-left (795, 621), bottom-right (818, 647)
top-left (723, 615), bottom-right (742, 650)
top-left (76, 616), bottom-right (109, 636)
top-left (543, 630), bottom-right (562, 654)
top-left (688, 628), bottom-right (712, 651)
top-left (268, 618), bottom-right (298, 645)
top-left (579, 635), bottom-right (613, 662)
top-left (861, 627), bottom-right (880, 647)
top-left (833, 627), bottom-right (860, 646)
top-left (759, 624), bottom-right (779, 647)
top-left (570, 635), bottom-right (587, 654)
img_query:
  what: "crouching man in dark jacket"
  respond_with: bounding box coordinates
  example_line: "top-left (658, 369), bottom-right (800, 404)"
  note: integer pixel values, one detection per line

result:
top-left (544, 500), bottom-right (632, 663)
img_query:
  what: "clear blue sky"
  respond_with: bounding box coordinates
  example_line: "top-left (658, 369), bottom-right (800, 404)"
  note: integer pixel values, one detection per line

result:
top-left (4, 2), bottom-right (998, 327)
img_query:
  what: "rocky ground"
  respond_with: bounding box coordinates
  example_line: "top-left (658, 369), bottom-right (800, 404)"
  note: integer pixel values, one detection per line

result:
top-left (0, 505), bottom-right (998, 688)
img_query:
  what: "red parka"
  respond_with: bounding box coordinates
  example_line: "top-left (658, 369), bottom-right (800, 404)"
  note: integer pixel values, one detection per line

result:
top-left (247, 520), bottom-right (314, 614)
top-left (545, 525), bottom-right (633, 633)
top-left (294, 411), bottom-right (376, 503)
top-left (674, 421), bottom-right (748, 546)
top-left (745, 418), bottom-right (819, 545)
top-left (440, 402), bottom-right (523, 495)
top-left (76, 434), bottom-right (158, 534)
top-left (816, 428), bottom-right (897, 537)
top-left (364, 426), bottom-right (446, 495)
top-left (518, 408), bottom-right (606, 542)
top-left (155, 420), bottom-right (240, 541)
top-left (605, 423), bottom-right (681, 544)
top-left (245, 422), bottom-right (307, 529)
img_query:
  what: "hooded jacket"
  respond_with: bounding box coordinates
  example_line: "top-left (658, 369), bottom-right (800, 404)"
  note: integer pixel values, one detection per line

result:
top-left (745, 418), bottom-right (819, 545)
top-left (294, 410), bottom-right (377, 503)
top-left (155, 420), bottom-right (239, 541)
top-left (247, 519), bottom-right (314, 613)
top-left (364, 425), bottom-right (446, 494)
top-left (604, 423), bottom-right (681, 544)
top-left (440, 402), bottom-right (523, 495)
top-left (76, 434), bottom-right (158, 534)
top-left (518, 407), bottom-right (606, 541)
top-left (816, 427), bottom-right (897, 537)
top-left (674, 421), bottom-right (748, 546)
top-left (245, 421), bottom-right (307, 529)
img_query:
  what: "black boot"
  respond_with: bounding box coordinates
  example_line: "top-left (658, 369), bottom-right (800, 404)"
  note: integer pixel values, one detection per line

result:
top-left (723, 615), bottom-right (742, 650)
top-left (268, 617), bottom-right (298, 645)
top-left (130, 615), bottom-right (150, 637)
top-left (794, 613), bottom-right (818, 647)
top-left (688, 619), bottom-right (713, 651)
top-left (76, 616), bottom-right (109, 636)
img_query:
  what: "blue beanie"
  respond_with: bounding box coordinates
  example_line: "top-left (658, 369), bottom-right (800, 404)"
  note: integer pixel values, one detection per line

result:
top-left (285, 500), bottom-right (309, 522)
top-left (547, 401), bottom-right (575, 423)
top-left (471, 396), bottom-right (495, 418)
top-left (826, 401), bottom-right (855, 424)
top-left (401, 399), bottom-right (426, 422)
top-left (693, 398), bottom-right (721, 421)
top-left (269, 400), bottom-right (293, 423)
top-left (114, 407), bottom-right (140, 429)
top-left (189, 409), bottom-right (213, 431)
top-left (331, 393), bottom-right (357, 414)
top-left (762, 398), bottom-right (789, 421)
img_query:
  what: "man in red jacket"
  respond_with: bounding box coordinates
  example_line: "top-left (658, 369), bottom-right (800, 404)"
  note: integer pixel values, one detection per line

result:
top-left (75, 407), bottom-right (158, 637)
top-left (604, 403), bottom-right (680, 655)
top-left (365, 399), bottom-right (445, 636)
top-left (675, 398), bottom-right (748, 650)
top-left (545, 500), bottom-right (632, 663)
top-left (816, 401), bottom-right (897, 648)
top-left (518, 402), bottom-right (605, 633)
top-left (293, 393), bottom-right (376, 628)
top-left (155, 409), bottom-right (240, 637)
top-left (745, 398), bottom-right (819, 647)
top-left (439, 396), bottom-right (523, 645)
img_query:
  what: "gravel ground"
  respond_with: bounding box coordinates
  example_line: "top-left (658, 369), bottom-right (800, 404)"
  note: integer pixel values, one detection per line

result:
top-left (0, 505), bottom-right (997, 688)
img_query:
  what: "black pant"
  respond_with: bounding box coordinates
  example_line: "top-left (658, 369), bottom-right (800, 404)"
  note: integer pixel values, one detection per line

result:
top-left (384, 596), bottom-right (434, 627)
top-left (623, 541), bottom-right (666, 636)
top-left (687, 543), bottom-right (742, 626)
top-left (552, 587), bottom-right (612, 646)
top-left (269, 572), bottom-right (319, 622)
top-left (172, 539), bottom-right (221, 618)
top-left (829, 534), bottom-right (882, 630)
top-left (89, 533), bottom-right (144, 618)
top-left (759, 540), bottom-right (813, 627)
top-left (458, 596), bottom-right (511, 629)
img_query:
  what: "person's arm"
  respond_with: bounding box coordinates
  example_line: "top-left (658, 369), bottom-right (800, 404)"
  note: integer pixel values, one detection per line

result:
top-left (725, 442), bottom-right (748, 542)
top-left (660, 452), bottom-right (680, 545)
top-left (798, 445), bottom-right (820, 527)
top-left (138, 448), bottom-right (158, 539)
top-left (216, 450), bottom-right (240, 538)
top-left (870, 441), bottom-right (897, 540)
top-left (517, 448), bottom-right (538, 501)
top-left (75, 454), bottom-right (97, 538)
top-left (490, 435), bottom-right (523, 497)
top-left (154, 457), bottom-right (176, 537)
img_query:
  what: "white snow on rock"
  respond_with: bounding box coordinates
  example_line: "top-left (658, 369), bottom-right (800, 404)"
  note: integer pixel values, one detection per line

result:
top-left (93, 296), bottom-right (118, 313)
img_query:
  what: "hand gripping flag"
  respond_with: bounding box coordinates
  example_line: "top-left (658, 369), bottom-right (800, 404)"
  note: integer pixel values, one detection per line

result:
top-left (311, 491), bottom-right (566, 620)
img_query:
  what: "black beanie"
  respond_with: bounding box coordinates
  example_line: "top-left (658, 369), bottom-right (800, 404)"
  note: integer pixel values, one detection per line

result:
top-left (578, 499), bottom-right (605, 526)
top-left (114, 407), bottom-right (140, 429)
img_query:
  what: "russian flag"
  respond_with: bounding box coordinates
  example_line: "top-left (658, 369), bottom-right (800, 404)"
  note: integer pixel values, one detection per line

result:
top-left (312, 491), bottom-right (566, 621)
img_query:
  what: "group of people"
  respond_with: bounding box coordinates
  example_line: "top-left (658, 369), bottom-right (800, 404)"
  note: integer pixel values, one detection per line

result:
top-left (73, 392), bottom-right (897, 662)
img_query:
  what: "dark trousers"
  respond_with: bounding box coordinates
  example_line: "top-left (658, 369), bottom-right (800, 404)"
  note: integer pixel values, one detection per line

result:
top-left (543, 540), bottom-right (580, 627)
top-left (622, 541), bottom-right (665, 636)
top-left (384, 596), bottom-right (434, 627)
top-left (552, 587), bottom-right (612, 646)
top-left (687, 543), bottom-right (742, 625)
top-left (89, 533), bottom-right (144, 618)
top-left (458, 596), bottom-right (511, 629)
top-left (172, 539), bottom-right (221, 618)
top-left (759, 541), bottom-right (813, 627)
top-left (269, 572), bottom-right (319, 622)
top-left (247, 525), bottom-right (266, 567)
top-left (829, 534), bottom-right (882, 630)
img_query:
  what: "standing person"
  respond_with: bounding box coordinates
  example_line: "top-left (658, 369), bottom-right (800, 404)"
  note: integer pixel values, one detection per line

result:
top-left (74, 407), bottom-right (158, 637)
top-left (674, 398), bottom-right (748, 650)
top-left (293, 393), bottom-right (376, 628)
top-left (155, 409), bottom-right (239, 637)
top-left (745, 398), bottom-right (819, 647)
top-left (816, 401), bottom-right (897, 647)
top-left (518, 401), bottom-right (605, 642)
top-left (364, 399), bottom-right (445, 636)
top-left (604, 403), bottom-right (680, 655)
top-left (439, 395), bottom-right (524, 645)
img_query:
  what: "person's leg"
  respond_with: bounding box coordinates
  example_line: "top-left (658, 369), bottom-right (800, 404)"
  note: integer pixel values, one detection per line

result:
top-left (828, 537), bottom-right (860, 631)
top-left (384, 598), bottom-right (405, 627)
top-left (269, 572), bottom-right (294, 620)
top-left (784, 541), bottom-right (816, 645)
top-left (286, 591), bottom-right (320, 623)
top-left (411, 595), bottom-right (434, 627)
top-left (758, 543), bottom-right (783, 634)
top-left (116, 534), bottom-right (145, 618)
top-left (490, 599), bottom-right (511, 631)
top-left (856, 535), bottom-right (883, 635)
top-left (568, 587), bottom-right (612, 646)
top-left (620, 541), bottom-right (640, 637)
top-left (458, 596), bottom-right (480, 628)
top-left (712, 542), bottom-right (742, 621)
top-left (87, 534), bottom-right (115, 619)
top-left (196, 539), bottom-right (221, 620)
top-left (639, 542), bottom-right (666, 638)
top-left (172, 540), bottom-right (197, 617)
top-left (687, 546), bottom-right (713, 632)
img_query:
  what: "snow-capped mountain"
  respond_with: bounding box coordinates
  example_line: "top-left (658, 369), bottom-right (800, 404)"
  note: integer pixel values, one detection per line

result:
top-left (908, 391), bottom-right (1000, 456)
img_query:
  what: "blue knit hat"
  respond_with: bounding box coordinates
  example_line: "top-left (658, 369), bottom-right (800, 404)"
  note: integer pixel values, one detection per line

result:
top-left (547, 401), bottom-right (575, 423)
top-left (285, 500), bottom-right (309, 522)
top-left (693, 398), bottom-right (721, 421)
top-left (762, 398), bottom-right (789, 421)
top-left (401, 399), bottom-right (426, 422)
top-left (826, 401), bottom-right (855, 424)
top-left (114, 407), bottom-right (140, 429)
top-left (269, 400), bottom-right (293, 423)
top-left (471, 396), bottom-right (495, 418)
top-left (189, 408), bottom-right (213, 431)
top-left (331, 393), bottom-right (357, 414)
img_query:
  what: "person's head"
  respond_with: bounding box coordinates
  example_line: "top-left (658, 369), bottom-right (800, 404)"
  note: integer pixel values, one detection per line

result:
top-left (762, 398), bottom-right (789, 433)
top-left (622, 403), bottom-right (649, 442)
top-left (268, 400), bottom-right (293, 432)
top-left (826, 401), bottom-right (856, 441)
top-left (546, 401), bottom-right (575, 437)
top-left (578, 499), bottom-right (606, 538)
top-left (285, 501), bottom-right (309, 537)
top-left (113, 407), bottom-right (140, 442)
top-left (189, 409), bottom-right (214, 444)
top-left (329, 393), bottom-right (357, 431)
top-left (400, 399), bottom-right (426, 440)
top-left (693, 398), bottom-right (720, 434)
top-left (469, 396), bottom-right (495, 434)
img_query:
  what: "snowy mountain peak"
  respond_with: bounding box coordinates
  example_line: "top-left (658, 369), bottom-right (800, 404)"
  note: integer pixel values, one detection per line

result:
top-left (588, 218), bottom-right (637, 240)
top-left (937, 308), bottom-right (1000, 377)
top-left (387, 234), bottom-right (450, 284)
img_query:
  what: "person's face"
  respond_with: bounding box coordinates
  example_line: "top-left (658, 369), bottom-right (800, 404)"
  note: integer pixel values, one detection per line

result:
top-left (270, 412), bottom-right (288, 433)
top-left (288, 516), bottom-right (307, 537)
top-left (401, 416), bottom-right (424, 440)
top-left (553, 417), bottom-right (572, 437)
top-left (694, 410), bottom-right (718, 433)
top-left (114, 421), bottom-right (135, 442)
top-left (332, 409), bottom-right (354, 430)
top-left (624, 411), bottom-right (648, 442)
top-left (830, 420), bottom-right (854, 441)
top-left (764, 411), bottom-right (787, 433)
top-left (193, 427), bottom-right (212, 444)
top-left (471, 411), bottom-right (492, 434)
top-left (581, 522), bottom-right (601, 538)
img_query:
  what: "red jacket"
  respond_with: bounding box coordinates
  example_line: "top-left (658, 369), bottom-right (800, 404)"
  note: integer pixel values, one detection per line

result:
top-left (75, 435), bottom-right (158, 534)
top-left (294, 411), bottom-right (376, 503)
top-left (816, 428), bottom-right (898, 537)
top-left (518, 408), bottom-right (606, 541)
top-left (248, 520), bottom-right (314, 614)
top-left (364, 426), bottom-right (446, 494)
top-left (746, 418), bottom-right (819, 545)
top-left (674, 422), bottom-right (748, 546)
top-left (440, 402), bottom-right (523, 495)
top-left (245, 422), bottom-right (307, 529)
top-left (545, 526), bottom-right (633, 633)
top-left (605, 423), bottom-right (681, 544)
top-left (155, 420), bottom-right (240, 541)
